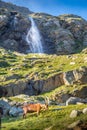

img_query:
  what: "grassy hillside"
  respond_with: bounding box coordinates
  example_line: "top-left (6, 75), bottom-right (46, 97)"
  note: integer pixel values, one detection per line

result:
top-left (2, 104), bottom-right (87, 130)
top-left (0, 48), bottom-right (87, 86)
top-left (0, 48), bottom-right (87, 130)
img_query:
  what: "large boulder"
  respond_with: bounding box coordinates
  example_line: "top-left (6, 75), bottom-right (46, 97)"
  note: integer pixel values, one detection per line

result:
top-left (63, 71), bottom-right (75, 85)
top-left (83, 108), bottom-right (87, 114)
top-left (0, 99), bottom-right (11, 115)
top-left (73, 66), bottom-right (87, 84)
top-left (63, 66), bottom-right (87, 85)
top-left (9, 106), bottom-right (23, 117)
top-left (66, 97), bottom-right (87, 106)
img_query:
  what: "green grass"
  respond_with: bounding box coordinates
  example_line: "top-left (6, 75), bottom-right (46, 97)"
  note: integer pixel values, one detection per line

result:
top-left (0, 48), bottom-right (87, 86)
top-left (0, 48), bottom-right (87, 129)
top-left (2, 104), bottom-right (87, 130)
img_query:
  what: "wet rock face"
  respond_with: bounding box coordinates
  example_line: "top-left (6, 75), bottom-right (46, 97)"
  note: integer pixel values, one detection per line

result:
top-left (31, 13), bottom-right (87, 54)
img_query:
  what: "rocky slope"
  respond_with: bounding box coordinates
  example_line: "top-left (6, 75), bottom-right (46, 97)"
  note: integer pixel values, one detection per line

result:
top-left (0, 48), bottom-right (87, 100)
top-left (0, 1), bottom-right (87, 101)
top-left (0, 1), bottom-right (32, 15)
top-left (0, 1), bottom-right (87, 54)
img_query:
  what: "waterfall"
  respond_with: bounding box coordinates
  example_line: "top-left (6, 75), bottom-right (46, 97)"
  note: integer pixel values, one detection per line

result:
top-left (26, 17), bottom-right (43, 53)
top-left (13, 16), bottom-right (18, 28)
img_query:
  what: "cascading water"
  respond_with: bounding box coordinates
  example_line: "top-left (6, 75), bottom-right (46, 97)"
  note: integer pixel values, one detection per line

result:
top-left (13, 16), bottom-right (18, 28)
top-left (26, 17), bottom-right (43, 53)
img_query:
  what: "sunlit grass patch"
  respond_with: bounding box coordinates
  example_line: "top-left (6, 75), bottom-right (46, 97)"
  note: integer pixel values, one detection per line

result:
top-left (2, 104), bottom-right (87, 130)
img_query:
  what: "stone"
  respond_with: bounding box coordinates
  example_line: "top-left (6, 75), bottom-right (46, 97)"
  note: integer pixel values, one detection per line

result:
top-left (82, 48), bottom-right (87, 54)
top-left (83, 108), bottom-right (87, 114)
top-left (76, 102), bottom-right (84, 105)
top-left (66, 97), bottom-right (85, 106)
top-left (63, 71), bottom-right (75, 85)
top-left (73, 66), bottom-right (87, 84)
top-left (63, 66), bottom-right (87, 85)
top-left (70, 62), bottom-right (75, 65)
top-left (0, 100), bottom-right (11, 115)
top-left (9, 106), bottom-right (23, 117)
top-left (70, 110), bottom-right (81, 118)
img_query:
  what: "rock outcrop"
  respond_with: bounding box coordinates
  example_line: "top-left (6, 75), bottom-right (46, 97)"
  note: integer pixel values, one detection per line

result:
top-left (0, 66), bottom-right (87, 97)
top-left (63, 66), bottom-right (87, 85)
top-left (66, 97), bottom-right (87, 106)
top-left (0, 1), bottom-right (32, 15)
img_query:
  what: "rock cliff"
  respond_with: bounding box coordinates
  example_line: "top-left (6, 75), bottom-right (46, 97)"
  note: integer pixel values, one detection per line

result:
top-left (0, 1), bottom-right (87, 54)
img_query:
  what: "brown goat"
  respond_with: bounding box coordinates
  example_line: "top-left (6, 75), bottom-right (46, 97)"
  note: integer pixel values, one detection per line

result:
top-left (22, 98), bottom-right (49, 118)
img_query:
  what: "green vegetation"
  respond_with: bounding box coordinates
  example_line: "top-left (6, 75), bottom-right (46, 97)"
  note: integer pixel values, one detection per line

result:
top-left (0, 48), bottom-right (87, 130)
top-left (0, 48), bottom-right (87, 86)
top-left (2, 104), bottom-right (87, 130)
top-left (37, 84), bottom-right (87, 99)
top-left (66, 17), bottom-right (82, 22)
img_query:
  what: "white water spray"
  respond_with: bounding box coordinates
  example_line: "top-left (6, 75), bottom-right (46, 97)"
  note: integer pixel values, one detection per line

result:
top-left (26, 17), bottom-right (43, 53)
top-left (13, 16), bottom-right (18, 28)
